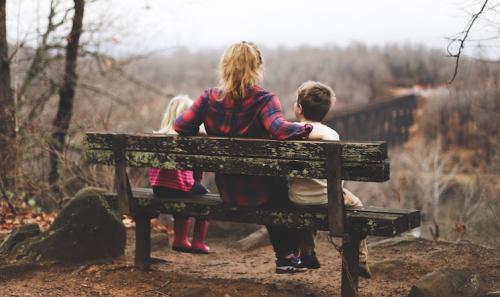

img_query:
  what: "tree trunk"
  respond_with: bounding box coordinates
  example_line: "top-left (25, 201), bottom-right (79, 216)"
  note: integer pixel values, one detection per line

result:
top-left (0, 0), bottom-right (16, 191)
top-left (49, 0), bottom-right (84, 194)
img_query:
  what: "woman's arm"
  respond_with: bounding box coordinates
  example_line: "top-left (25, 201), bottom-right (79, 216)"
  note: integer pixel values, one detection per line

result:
top-left (259, 95), bottom-right (312, 140)
top-left (174, 91), bottom-right (209, 135)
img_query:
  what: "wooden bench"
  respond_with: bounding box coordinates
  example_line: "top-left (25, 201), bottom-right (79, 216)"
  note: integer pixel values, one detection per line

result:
top-left (84, 132), bottom-right (421, 297)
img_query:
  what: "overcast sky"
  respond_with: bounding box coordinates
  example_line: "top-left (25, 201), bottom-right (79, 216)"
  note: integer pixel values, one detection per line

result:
top-left (8, 0), bottom-right (500, 57)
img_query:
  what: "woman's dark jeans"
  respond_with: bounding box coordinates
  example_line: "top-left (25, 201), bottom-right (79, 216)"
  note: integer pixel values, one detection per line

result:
top-left (264, 177), bottom-right (299, 258)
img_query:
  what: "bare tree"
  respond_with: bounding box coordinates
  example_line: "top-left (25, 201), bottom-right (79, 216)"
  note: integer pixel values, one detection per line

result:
top-left (399, 140), bottom-right (460, 240)
top-left (0, 0), bottom-right (16, 192)
top-left (16, 0), bottom-right (71, 131)
top-left (49, 0), bottom-right (85, 195)
top-left (453, 176), bottom-right (487, 242)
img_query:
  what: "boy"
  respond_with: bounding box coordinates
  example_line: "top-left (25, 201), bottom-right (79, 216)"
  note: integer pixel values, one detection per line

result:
top-left (289, 81), bottom-right (371, 278)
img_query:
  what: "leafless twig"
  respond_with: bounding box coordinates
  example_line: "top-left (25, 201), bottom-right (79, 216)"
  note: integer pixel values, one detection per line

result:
top-left (143, 280), bottom-right (171, 296)
top-left (17, 0), bottom-right (72, 99)
top-left (447, 0), bottom-right (490, 83)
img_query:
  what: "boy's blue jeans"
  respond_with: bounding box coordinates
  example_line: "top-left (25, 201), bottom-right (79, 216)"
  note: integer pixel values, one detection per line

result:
top-left (264, 177), bottom-right (300, 258)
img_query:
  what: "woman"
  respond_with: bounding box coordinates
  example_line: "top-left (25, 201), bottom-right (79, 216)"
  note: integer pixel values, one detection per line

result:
top-left (174, 41), bottom-right (312, 273)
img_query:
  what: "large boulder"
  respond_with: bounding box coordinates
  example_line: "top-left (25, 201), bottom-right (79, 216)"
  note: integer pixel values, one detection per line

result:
top-left (408, 268), bottom-right (485, 297)
top-left (0, 187), bottom-right (126, 264)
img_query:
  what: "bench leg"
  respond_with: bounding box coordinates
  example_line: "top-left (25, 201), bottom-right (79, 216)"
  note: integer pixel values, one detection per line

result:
top-left (134, 213), bottom-right (151, 270)
top-left (341, 234), bottom-right (360, 297)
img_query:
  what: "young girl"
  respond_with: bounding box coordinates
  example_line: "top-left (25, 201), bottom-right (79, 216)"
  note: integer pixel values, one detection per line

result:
top-left (149, 95), bottom-right (210, 254)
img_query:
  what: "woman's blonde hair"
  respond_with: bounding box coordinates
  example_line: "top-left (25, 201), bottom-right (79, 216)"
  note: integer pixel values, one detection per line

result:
top-left (156, 95), bottom-right (193, 134)
top-left (219, 41), bottom-right (263, 101)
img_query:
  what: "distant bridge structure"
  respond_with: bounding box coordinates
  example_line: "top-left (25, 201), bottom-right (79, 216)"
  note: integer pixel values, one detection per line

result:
top-left (325, 94), bottom-right (419, 146)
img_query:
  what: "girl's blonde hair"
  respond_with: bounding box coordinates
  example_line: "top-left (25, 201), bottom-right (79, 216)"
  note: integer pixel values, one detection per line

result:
top-left (219, 41), bottom-right (263, 101)
top-left (156, 95), bottom-right (193, 134)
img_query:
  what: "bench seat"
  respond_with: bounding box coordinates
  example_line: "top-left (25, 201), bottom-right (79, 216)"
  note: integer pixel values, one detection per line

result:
top-left (85, 132), bottom-right (421, 297)
top-left (106, 188), bottom-right (420, 237)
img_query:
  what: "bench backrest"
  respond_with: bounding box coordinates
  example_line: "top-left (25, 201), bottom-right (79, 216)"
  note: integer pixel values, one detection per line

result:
top-left (84, 132), bottom-right (389, 182)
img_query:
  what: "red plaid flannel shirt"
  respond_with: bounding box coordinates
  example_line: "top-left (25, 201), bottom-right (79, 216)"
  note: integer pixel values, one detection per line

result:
top-left (174, 86), bottom-right (312, 206)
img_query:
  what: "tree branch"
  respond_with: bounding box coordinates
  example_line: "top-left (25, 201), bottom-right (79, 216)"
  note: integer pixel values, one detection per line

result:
top-left (17, 0), bottom-right (71, 99)
top-left (447, 0), bottom-right (490, 83)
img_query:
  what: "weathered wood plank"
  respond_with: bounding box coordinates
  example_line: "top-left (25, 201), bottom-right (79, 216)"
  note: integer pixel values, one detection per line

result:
top-left (326, 144), bottom-right (345, 237)
top-left (112, 136), bottom-right (133, 215)
top-left (86, 149), bottom-right (390, 181)
top-left (341, 234), bottom-right (361, 297)
top-left (124, 188), bottom-right (420, 218)
top-left (104, 189), bottom-right (421, 237)
top-left (84, 132), bottom-right (388, 163)
top-left (134, 213), bottom-right (151, 270)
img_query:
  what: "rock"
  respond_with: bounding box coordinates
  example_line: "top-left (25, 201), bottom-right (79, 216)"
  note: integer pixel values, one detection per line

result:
top-left (371, 259), bottom-right (406, 273)
top-left (236, 227), bottom-right (270, 251)
top-left (0, 224), bottom-right (40, 256)
top-left (4, 187), bottom-right (126, 263)
top-left (179, 286), bottom-right (212, 297)
top-left (408, 268), bottom-right (484, 297)
top-left (483, 292), bottom-right (500, 297)
top-left (151, 233), bottom-right (170, 252)
top-left (370, 259), bottom-right (424, 280)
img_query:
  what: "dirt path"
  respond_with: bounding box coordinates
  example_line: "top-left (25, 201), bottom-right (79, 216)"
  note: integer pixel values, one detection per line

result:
top-left (1, 231), bottom-right (499, 297)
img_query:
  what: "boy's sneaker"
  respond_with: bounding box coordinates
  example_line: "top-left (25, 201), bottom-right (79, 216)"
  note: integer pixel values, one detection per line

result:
top-left (301, 254), bottom-right (321, 269)
top-left (275, 255), bottom-right (308, 274)
top-left (359, 262), bottom-right (372, 279)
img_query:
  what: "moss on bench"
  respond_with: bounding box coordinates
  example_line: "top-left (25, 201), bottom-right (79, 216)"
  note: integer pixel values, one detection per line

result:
top-left (106, 188), bottom-right (420, 237)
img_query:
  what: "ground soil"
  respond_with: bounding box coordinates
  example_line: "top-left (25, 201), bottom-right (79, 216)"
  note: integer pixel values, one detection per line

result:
top-left (0, 230), bottom-right (499, 297)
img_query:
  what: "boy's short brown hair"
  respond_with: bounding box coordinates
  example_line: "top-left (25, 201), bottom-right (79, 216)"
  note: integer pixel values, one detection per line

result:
top-left (296, 81), bottom-right (336, 122)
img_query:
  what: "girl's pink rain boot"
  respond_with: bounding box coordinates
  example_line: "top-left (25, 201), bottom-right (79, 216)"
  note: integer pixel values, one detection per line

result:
top-left (191, 219), bottom-right (210, 254)
top-left (172, 217), bottom-right (192, 252)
